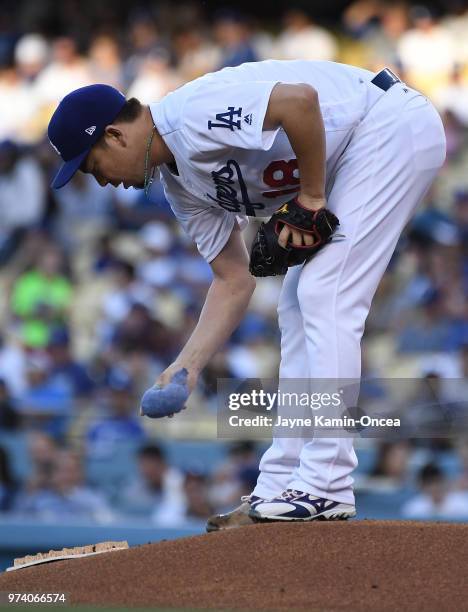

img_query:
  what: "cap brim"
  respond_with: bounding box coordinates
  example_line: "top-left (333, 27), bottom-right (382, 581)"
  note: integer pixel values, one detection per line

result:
top-left (51, 149), bottom-right (90, 189)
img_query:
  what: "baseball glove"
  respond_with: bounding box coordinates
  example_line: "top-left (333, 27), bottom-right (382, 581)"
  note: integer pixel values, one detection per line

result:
top-left (249, 197), bottom-right (340, 277)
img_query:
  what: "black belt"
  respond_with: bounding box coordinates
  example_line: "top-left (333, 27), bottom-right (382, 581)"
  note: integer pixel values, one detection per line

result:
top-left (371, 68), bottom-right (401, 91)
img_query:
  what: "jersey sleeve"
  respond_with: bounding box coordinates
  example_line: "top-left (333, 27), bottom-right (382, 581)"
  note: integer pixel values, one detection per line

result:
top-left (182, 80), bottom-right (281, 154)
top-left (161, 170), bottom-right (248, 263)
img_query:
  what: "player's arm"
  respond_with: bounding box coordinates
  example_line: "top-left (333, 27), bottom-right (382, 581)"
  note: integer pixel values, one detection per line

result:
top-left (155, 223), bottom-right (255, 390)
top-left (264, 83), bottom-right (326, 247)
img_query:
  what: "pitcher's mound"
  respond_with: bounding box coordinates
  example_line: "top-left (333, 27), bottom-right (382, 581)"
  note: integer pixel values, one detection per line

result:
top-left (0, 521), bottom-right (467, 610)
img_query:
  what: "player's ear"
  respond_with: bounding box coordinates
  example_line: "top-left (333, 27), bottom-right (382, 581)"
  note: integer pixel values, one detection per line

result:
top-left (103, 125), bottom-right (126, 147)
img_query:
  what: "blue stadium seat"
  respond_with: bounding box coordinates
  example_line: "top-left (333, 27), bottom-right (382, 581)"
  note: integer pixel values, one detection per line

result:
top-left (160, 440), bottom-right (229, 474)
top-left (85, 439), bottom-right (141, 496)
top-left (356, 489), bottom-right (416, 520)
top-left (354, 446), bottom-right (378, 475)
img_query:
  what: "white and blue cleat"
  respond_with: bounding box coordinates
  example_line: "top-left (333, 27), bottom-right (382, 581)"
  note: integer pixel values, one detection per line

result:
top-left (249, 489), bottom-right (356, 522)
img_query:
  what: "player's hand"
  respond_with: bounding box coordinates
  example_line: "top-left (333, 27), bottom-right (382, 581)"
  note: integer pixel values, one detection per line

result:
top-left (154, 362), bottom-right (198, 418)
top-left (277, 194), bottom-right (326, 249)
top-left (139, 363), bottom-right (198, 418)
top-left (156, 362), bottom-right (198, 393)
top-left (277, 225), bottom-right (315, 249)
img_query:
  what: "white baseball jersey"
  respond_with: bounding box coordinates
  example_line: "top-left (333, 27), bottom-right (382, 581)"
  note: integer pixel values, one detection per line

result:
top-left (149, 60), bottom-right (377, 262)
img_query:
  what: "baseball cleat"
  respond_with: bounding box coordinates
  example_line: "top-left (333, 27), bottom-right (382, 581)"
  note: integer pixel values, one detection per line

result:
top-left (249, 489), bottom-right (356, 522)
top-left (206, 495), bottom-right (264, 532)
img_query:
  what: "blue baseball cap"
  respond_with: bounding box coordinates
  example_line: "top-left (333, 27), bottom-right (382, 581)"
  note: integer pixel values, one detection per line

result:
top-left (48, 84), bottom-right (126, 189)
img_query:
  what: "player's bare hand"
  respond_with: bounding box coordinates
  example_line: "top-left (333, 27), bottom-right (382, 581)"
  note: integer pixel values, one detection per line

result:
top-left (278, 226), bottom-right (315, 249)
top-left (155, 363), bottom-right (198, 393)
top-left (139, 363), bottom-right (199, 418)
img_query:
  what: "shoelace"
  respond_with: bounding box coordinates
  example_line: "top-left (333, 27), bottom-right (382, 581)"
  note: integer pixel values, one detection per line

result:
top-left (280, 489), bottom-right (319, 502)
top-left (243, 491), bottom-right (322, 503)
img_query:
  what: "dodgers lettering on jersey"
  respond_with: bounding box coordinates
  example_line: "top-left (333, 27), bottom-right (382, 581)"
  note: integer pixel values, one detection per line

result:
top-left (149, 60), bottom-right (377, 262)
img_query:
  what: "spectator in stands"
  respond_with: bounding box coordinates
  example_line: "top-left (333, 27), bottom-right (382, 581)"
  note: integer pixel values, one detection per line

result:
top-left (52, 171), bottom-right (115, 251)
top-left (21, 432), bottom-right (58, 497)
top-left (402, 373), bottom-right (460, 449)
top-left (200, 351), bottom-right (237, 400)
top-left (123, 17), bottom-right (166, 87)
top-left (45, 327), bottom-right (94, 400)
top-left (0, 379), bottom-right (20, 430)
top-left (443, 5), bottom-right (468, 71)
top-left (454, 189), bottom-right (468, 248)
top-left (92, 235), bottom-right (122, 274)
top-left (213, 11), bottom-right (258, 69)
top-left (397, 5), bottom-right (455, 97)
top-left (113, 175), bottom-right (173, 229)
top-left (88, 35), bottom-right (123, 90)
top-left (34, 36), bottom-right (91, 108)
top-left (454, 343), bottom-right (468, 398)
top-left (15, 448), bottom-right (113, 522)
top-left (0, 334), bottom-right (27, 399)
top-left (402, 462), bottom-right (468, 519)
top-left (19, 353), bottom-right (74, 435)
top-left (276, 9), bottom-right (338, 61)
top-left (0, 140), bottom-right (45, 264)
top-left (0, 64), bottom-right (37, 143)
top-left (367, 441), bottom-right (412, 490)
top-left (454, 438), bottom-right (468, 491)
top-left (173, 240), bottom-right (213, 304)
top-left (117, 443), bottom-right (185, 522)
top-left (440, 105), bottom-right (468, 162)
top-left (397, 289), bottom-right (458, 353)
top-left (409, 200), bottom-right (458, 247)
top-left (10, 245), bottom-right (72, 348)
top-left (101, 260), bottom-right (154, 326)
top-left (209, 441), bottom-right (259, 511)
top-left (127, 49), bottom-right (181, 103)
top-left (435, 64), bottom-right (468, 127)
top-left (172, 26), bottom-right (220, 81)
top-left (183, 470), bottom-right (213, 522)
top-left (226, 313), bottom-right (279, 378)
top-left (363, 1), bottom-right (409, 71)
top-left (0, 446), bottom-right (18, 511)
top-left (136, 221), bottom-right (178, 290)
top-left (111, 303), bottom-right (174, 362)
top-left (14, 34), bottom-right (49, 83)
top-left (11, 34), bottom-right (49, 142)
top-left (341, 0), bottom-right (381, 39)
top-left (85, 367), bottom-right (146, 459)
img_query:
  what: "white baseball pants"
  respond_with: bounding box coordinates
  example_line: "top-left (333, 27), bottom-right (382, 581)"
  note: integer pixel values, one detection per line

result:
top-left (253, 83), bottom-right (446, 504)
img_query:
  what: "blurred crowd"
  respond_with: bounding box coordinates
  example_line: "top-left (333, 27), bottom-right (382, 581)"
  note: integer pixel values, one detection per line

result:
top-left (0, 0), bottom-right (467, 524)
top-left (0, 431), bottom-right (261, 525)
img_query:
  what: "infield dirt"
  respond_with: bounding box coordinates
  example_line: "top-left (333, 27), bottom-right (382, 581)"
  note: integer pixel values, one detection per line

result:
top-left (0, 520), bottom-right (467, 610)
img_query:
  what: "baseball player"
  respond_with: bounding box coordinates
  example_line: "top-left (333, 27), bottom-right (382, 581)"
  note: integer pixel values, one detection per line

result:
top-left (48, 60), bottom-right (446, 527)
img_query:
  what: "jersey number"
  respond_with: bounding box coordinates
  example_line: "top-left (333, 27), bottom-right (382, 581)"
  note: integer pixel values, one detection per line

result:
top-left (262, 159), bottom-right (300, 199)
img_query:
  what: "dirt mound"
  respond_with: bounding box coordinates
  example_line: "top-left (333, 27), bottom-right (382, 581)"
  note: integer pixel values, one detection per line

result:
top-left (1, 521), bottom-right (467, 610)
